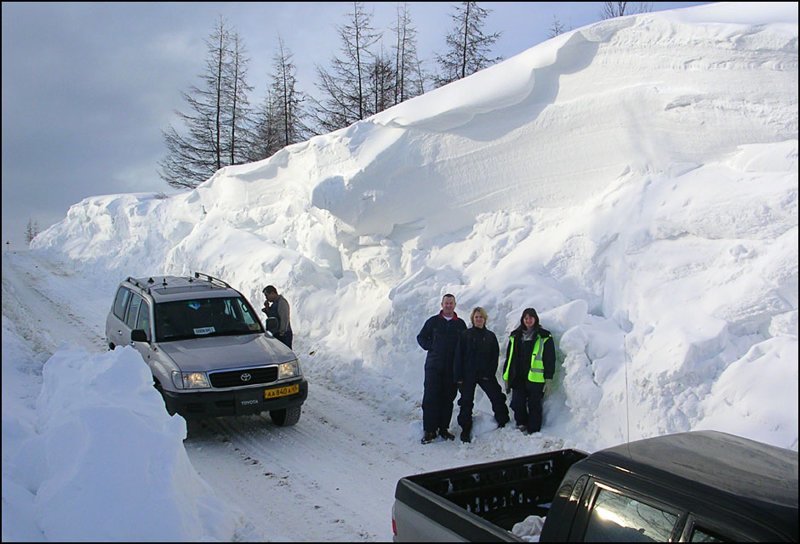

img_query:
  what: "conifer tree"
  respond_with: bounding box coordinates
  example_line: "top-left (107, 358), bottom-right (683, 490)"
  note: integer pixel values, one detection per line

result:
top-left (25, 218), bottom-right (39, 244)
top-left (392, 3), bottom-right (426, 103)
top-left (248, 88), bottom-right (282, 161)
top-left (249, 37), bottom-right (308, 161)
top-left (548, 15), bottom-right (566, 38)
top-left (311, 2), bottom-right (380, 133)
top-left (159, 17), bottom-right (253, 189)
top-left (601, 2), bottom-right (652, 18)
top-left (434, 2), bottom-right (502, 87)
top-left (367, 47), bottom-right (396, 114)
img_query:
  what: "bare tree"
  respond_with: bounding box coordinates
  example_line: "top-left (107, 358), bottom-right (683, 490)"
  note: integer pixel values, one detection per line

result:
top-left (311, 2), bottom-right (381, 134)
top-left (25, 218), bottom-right (39, 244)
top-left (601, 2), bottom-right (652, 19)
top-left (392, 3), bottom-right (426, 103)
top-left (227, 32), bottom-right (253, 167)
top-left (434, 2), bottom-right (502, 87)
top-left (272, 37), bottom-right (308, 148)
top-left (159, 16), bottom-right (254, 189)
top-left (367, 46), bottom-right (396, 114)
top-left (249, 37), bottom-right (309, 161)
top-left (410, 57), bottom-right (427, 97)
top-left (248, 88), bottom-right (282, 161)
top-left (548, 15), bottom-right (566, 38)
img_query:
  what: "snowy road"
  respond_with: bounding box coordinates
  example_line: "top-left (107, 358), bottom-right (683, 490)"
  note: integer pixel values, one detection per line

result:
top-left (4, 250), bottom-right (560, 541)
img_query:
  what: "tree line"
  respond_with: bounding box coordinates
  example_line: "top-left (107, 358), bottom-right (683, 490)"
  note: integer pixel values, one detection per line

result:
top-left (160, 1), bottom-right (649, 189)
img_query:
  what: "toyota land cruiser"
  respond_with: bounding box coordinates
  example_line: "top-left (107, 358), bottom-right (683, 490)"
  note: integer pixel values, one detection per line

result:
top-left (105, 272), bottom-right (308, 425)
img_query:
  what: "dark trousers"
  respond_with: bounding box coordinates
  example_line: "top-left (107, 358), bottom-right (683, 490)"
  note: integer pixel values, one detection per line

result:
top-left (510, 381), bottom-right (545, 433)
top-left (422, 364), bottom-right (458, 433)
top-left (457, 378), bottom-right (510, 432)
top-left (276, 329), bottom-right (293, 349)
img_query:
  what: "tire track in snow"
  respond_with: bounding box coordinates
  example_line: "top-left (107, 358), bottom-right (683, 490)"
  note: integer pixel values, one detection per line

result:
top-left (184, 381), bottom-right (433, 541)
top-left (2, 251), bottom-right (107, 355)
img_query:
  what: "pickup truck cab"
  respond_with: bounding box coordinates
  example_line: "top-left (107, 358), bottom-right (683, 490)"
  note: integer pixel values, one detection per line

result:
top-left (392, 430), bottom-right (798, 542)
top-left (105, 272), bottom-right (308, 425)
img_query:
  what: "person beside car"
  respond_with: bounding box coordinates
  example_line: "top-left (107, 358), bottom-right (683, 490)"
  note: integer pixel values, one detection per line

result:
top-left (263, 285), bottom-right (293, 348)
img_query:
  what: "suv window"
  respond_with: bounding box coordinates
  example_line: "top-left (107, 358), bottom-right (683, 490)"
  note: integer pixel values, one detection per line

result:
top-left (154, 296), bottom-right (263, 342)
top-left (583, 486), bottom-right (679, 542)
top-left (135, 300), bottom-right (151, 340)
top-left (125, 294), bottom-right (144, 329)
top-left (113, 287), bottom-right (132, 320)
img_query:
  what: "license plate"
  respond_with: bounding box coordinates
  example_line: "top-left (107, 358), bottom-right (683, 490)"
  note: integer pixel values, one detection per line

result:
top-left (264, 384), bottom-right (299, 399)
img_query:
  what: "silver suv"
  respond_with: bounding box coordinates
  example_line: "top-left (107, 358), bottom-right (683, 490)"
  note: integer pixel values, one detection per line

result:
top-left (105, 272), bottom-right (307, 425)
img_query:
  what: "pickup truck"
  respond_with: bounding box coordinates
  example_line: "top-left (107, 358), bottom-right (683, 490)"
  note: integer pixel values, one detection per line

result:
top-left (392, 430), bottom-right (798, 542)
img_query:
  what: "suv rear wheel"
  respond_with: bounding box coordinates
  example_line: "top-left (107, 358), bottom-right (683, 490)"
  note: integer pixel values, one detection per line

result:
top-left (270, 405), bottom-right (301, 426)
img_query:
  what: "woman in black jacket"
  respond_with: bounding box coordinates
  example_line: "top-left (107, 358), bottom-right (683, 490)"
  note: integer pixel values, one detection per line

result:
top-left (502, 307), bottom-right (555, 434)
top-left (453, 307), bottom-right (510, 442)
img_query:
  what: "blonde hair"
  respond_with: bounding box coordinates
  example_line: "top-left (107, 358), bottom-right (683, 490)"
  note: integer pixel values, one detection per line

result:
top-left (470, 306), bottom-right (488, 326)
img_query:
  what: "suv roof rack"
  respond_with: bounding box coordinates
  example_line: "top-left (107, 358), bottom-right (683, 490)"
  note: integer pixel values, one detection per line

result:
top-left (126, 275), bottom-right (171, 293)
top-left (126, 276), bottom-right (150, 292)
top-left (125, 272), bottom-right (232, 295)
top-left (191, 271), bottom-right (232, 289)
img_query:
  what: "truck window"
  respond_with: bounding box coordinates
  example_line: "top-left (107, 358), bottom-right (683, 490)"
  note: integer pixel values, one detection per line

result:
top-left (583, 486), bottom-right (679, 542)
top-left (689, 525), bottom-right (725, 542)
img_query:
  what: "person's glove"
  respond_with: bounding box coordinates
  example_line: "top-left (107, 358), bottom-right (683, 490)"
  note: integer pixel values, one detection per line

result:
top-left (543, 381), bottom-right (550, 395)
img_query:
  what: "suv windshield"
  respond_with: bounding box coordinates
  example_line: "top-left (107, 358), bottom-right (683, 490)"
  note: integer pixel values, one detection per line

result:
top-left (154, 296), bottom-right (263, 342)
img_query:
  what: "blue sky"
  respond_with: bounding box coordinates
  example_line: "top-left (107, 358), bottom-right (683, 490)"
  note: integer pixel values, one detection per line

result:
top-left (1, 2), bottom-right (706, 248)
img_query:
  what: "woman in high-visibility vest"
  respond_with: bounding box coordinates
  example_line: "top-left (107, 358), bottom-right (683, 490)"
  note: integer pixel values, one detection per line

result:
top-left (502, 307), bottom-right (555, 434)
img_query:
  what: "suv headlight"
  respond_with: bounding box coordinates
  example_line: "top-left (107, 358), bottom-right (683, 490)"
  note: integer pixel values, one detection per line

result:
top-left (278, 360), bottom-right (300, 380)
top-left (172, 371), bottom-right (211, 389)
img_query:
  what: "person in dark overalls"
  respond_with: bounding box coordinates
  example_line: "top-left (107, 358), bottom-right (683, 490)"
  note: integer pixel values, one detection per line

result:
top-left (416, 293), bottom-right (466, 444)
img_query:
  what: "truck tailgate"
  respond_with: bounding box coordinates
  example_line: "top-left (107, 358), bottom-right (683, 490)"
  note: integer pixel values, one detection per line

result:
top-left (393, 449), bottom-right (587, 541)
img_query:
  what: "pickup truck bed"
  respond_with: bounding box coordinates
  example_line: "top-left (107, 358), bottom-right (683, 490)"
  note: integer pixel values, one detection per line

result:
top-left (394, 449), bottom-right (587, 541)
top-left (393, 431), bottom-right (798, 542)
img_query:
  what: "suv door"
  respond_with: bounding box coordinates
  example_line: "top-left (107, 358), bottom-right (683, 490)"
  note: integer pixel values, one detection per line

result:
top-left (106, 286), bottom-right (132, 349)
top-left (130, 298), bottom-right (155, 361)
top-left (124, 294), bottom-right (144, 343)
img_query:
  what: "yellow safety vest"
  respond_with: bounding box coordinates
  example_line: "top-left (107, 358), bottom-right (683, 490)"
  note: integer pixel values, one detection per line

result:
top-left (503, 334), bottom-right (549, 383)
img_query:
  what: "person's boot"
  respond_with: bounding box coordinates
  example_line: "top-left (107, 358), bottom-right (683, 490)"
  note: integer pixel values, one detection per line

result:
top-left (439, 428), bottom-right (455, 440)
top-left (460, 430), bottom-right (471, 443)
top-left (421, 431), bottom-right (437, 444)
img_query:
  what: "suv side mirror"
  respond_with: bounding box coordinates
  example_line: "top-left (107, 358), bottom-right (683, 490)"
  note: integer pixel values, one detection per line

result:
top-left (131, 329), bottom-right (148, 343)
top-left (265, 317), bottom-right (279, 334)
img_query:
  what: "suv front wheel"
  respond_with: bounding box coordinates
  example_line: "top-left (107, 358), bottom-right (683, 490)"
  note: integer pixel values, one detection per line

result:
top-left (270, 405), bottom-right (301, 426)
